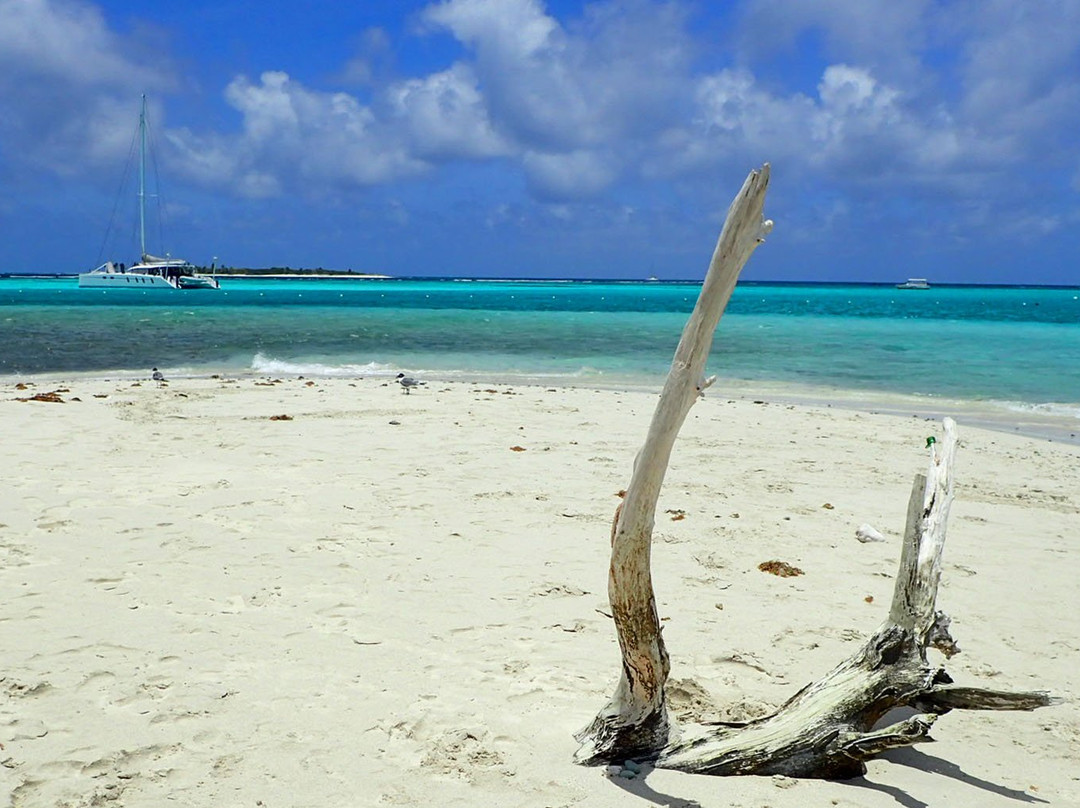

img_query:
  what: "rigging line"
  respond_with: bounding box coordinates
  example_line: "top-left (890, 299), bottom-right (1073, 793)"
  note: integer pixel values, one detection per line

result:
top-left (144, 103), bottom-right (169, 258)
top-left (94, 119), bottom-right (140, 267)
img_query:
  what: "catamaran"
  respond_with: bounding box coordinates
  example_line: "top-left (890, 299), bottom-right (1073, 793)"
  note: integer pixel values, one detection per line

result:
top-left (79, 96), bottom-right (219, 290)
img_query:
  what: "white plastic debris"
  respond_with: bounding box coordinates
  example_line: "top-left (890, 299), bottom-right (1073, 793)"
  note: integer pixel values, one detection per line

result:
top-left (855, 523), bottom-right (886, 543)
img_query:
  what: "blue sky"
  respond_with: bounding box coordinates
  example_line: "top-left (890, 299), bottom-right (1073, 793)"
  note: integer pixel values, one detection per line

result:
top-left (1, 0), bottom-right (1079, 282)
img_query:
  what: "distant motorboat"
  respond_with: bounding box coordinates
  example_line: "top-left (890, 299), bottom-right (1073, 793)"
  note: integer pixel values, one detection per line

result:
top-left (79, 96), bottom-right (219, 290)
top-left (896, 278), bottom-right (930, 290)
top-left (176, 271), bottom-right (220, 289)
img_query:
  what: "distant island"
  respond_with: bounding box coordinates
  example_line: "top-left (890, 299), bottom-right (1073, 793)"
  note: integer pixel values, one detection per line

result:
top-left (202, 266), bottom-right (391, 278)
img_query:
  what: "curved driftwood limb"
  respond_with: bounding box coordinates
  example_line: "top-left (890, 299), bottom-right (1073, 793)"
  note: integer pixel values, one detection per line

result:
top-left (574, 164), bottom-right (774, 764)
top-left (919, 685), bottom-right (1061, 712)
top-left (573, 167), bottom-right (1059, 777)
top-left (836, 714), bottom-right (939, 758)
top-left (652, 424), bottom-right (1059, 777)
top-left (590, 420), bottom-right (1057, 778)
top-left (889, 422), bottom-right (956, 647)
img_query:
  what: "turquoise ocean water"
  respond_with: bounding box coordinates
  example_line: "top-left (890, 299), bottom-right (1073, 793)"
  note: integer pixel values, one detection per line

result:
top-left (2, 275), bottom-right (1079, 426)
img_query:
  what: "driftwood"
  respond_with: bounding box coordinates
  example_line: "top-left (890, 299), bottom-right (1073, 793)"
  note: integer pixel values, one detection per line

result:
top-left (574, 164), bottom-right (1058, 778)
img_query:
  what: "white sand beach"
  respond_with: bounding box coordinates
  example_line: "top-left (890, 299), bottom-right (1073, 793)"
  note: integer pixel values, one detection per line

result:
top-left (2, 374), bottom-right (1078, 807)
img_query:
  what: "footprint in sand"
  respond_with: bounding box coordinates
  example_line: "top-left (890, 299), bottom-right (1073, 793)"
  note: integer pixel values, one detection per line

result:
top-left (2, 678), bottom-right (53, 698)
top-left (0, 541), bottom-right (32, 567)
top-left (419, 728), bottom-right (515, 782)
top-left (86, 574), bottom-right (128, 592)
top-left (35, 518), bottom-right (74, 532)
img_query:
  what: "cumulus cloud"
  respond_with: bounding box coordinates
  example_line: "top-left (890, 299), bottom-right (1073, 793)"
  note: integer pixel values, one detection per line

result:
top-left (163, 127), bottom-right (280, 199)
top-left (0, 0), bottom-right (156, 87)
top-left (3, 0), bottom-right (1079, 241)
top-left (659, 59), bottom-right (1012, 200)
top-left (954, 0), bottom-right (1080, 159)
top-left (735, 0), bottom-right (937, 86)
top-left (386, 63), bottom-right (511, 160)
top-left (422, 0), bottom-right (581, 148)
top-left (169, 0), bottom-right (698, 201)
top-left (153, 71), bottom-right (433, 199)
top-left (522, 150), bottom-right (619, 200)
top-left (0, 0), bottom-right (172, 175)
top-left (421, 0), bottom-right (692, 171)
top-left (168, 43), bottom-right (510, 197)
top-left (812, 65), bottom-right (932, 171)
top-left (215, 71), bottom-right (426, 192)
top-left (736, 0), bottom-right (1080, 174)
top-left (681, 68), bottom-right (815, 164)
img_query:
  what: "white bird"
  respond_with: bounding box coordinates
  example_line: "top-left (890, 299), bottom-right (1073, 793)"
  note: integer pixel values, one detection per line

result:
top-left (396, 372), bottom-right (423, 394)
top-left (151, 367), bottom-right (166, 385)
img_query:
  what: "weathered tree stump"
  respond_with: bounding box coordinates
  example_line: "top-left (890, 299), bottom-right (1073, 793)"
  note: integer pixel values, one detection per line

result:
top-left (574, 164), bottom-right (1058, 778)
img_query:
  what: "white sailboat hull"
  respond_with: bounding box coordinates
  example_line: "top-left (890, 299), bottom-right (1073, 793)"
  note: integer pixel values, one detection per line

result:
top-left (78, 268), bottom-right (180, 288)
top-left (78, 260), bottom-right (220, 289)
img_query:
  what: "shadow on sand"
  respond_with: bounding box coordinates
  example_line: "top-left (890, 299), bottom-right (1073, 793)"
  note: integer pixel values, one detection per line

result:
top-left (846, 747), bottom-right (1048, 808)
top-left (604, 765), bottom-right (704, 808)
top-left (598, 747), bottom-right (1047, 808)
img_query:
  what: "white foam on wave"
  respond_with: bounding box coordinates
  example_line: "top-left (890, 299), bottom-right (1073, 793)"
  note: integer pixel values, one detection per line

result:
top-left (250, 353), bottom-right (395, 377)
top-left (249, 351), bottom-right (629, 384)
top-left (995, 400), bottom-right (1080, 420)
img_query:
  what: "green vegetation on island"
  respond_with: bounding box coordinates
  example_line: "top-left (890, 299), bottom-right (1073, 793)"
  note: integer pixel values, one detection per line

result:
top-left (203, 266), bottom-right (389, 278)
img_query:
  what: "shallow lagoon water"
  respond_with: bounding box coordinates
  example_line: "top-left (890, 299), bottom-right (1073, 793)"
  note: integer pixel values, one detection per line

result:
top-left (2, 277), bottom-right (1078, 422)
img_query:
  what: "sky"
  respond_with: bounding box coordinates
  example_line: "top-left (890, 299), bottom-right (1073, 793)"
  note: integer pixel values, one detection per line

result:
top-left (1, 0), bottom-right (1079, 283)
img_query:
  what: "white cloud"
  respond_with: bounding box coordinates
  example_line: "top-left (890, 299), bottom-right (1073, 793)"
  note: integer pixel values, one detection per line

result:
top-left (189, 0), bottom-right (691, 201)
top-left (0, 0), bottom-right (172, 175)
top-left (163, 71), bottom-right (432, 198)
top-left (163, 127), bottom-right (281, 199)
top-left (386, 63), bottom-right (511, 159)
top-left (810, 65), bottom-right (909, 167)
top-left (216, 71), bottom-right (427, 191)
top-left (421, 0), bottom-right (692, 158)
top-left (954, 0), bottom-right (1080, 154)
top-left (0, 0), bottom-right (155, 87)
top-left (736, 0), bottom-right (936, 86)
top-left (661, 60), bottom-right (1006, 194)
top-left (817, 65), bottom-right (896, 115)
top-left (736, 0), bottom-right (1080, 175)
top-left (169, 0), bottom-right (1075, 210)
top-left (337, 27), bottom-right (393, 86)
top-left (3, 0), bottom-right (1079, 255)
top-left (423, 0), bottom-right (557, 56)
top-left (422, 0), bottom-right (595, 150)
top-left (687, 68), bottom-right (815, 160)
top-left (522, 150), bottom-right (619, 200)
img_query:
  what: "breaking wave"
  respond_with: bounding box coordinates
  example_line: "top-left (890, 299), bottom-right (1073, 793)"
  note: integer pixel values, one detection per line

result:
top-left (250, 353), bottom-right (396, 378)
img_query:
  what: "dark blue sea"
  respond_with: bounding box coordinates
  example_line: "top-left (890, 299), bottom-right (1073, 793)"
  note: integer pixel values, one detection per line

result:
top-left (2, 276), bottom-right (1079, 422)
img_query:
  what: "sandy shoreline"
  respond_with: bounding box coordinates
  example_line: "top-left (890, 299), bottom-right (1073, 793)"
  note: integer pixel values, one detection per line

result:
top-left (6, 367), bottom-right (1080, 445)
top-left (2, 375), bottom-right (1078, 806)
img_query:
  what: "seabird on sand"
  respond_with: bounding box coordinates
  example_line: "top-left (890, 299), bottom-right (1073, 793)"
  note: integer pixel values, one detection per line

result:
top-left (152, 368), bottom-right (166, 385)
top-left (396, 372), bottom-right (423, 394)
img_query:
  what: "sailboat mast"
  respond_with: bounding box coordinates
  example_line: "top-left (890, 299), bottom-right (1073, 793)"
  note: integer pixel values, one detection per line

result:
top-left (138, 94), bottom-right (147, 260)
